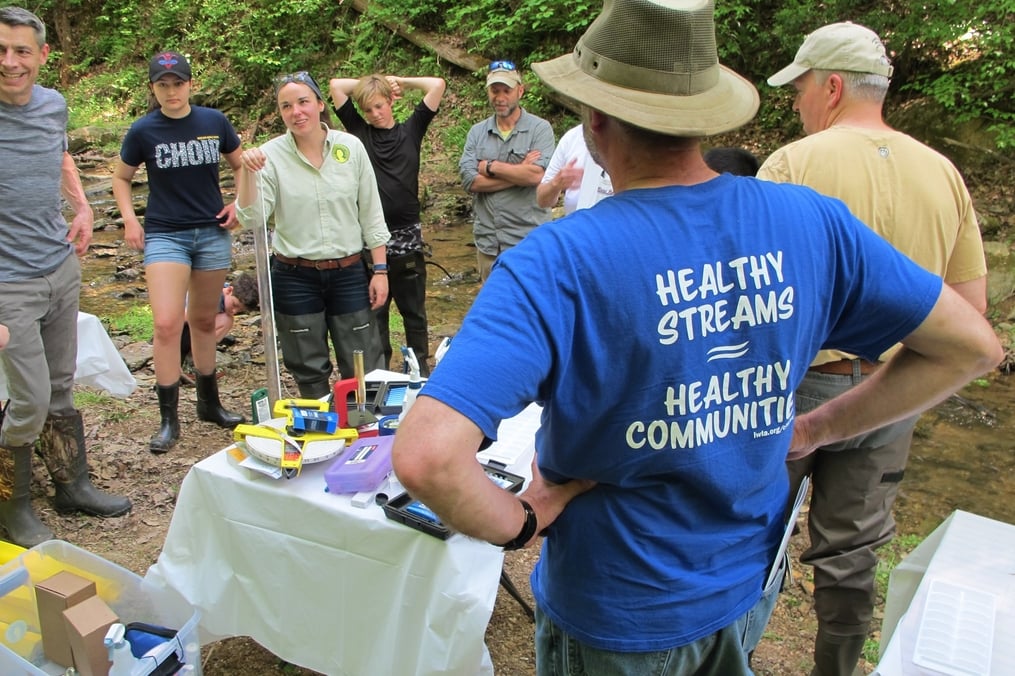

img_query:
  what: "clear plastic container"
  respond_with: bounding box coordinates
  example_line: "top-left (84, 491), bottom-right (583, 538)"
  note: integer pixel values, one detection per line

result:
top-left (0, 540), bottom-right (201, 676)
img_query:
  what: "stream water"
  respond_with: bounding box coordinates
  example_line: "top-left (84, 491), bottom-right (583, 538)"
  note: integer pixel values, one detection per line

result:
top-left (74, 173), bottom-right (1015, 541)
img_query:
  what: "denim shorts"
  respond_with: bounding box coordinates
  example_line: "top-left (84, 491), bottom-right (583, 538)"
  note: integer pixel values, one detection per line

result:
top-left (144, 226), bottom-right (232, 270)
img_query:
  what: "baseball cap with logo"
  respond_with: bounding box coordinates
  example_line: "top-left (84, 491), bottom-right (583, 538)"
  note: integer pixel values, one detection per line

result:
top-left (486, 60), bottom-right (523, 89)
top-left (768, 22), bottom-right (894, 87)
top-left (149, 51), bottom-right (192, 82)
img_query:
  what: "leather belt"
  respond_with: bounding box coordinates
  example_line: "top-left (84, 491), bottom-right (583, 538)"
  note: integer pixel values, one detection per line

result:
top-left (273, 252), bottom-right (361, 270)
top-left (808, 359), bottom-right (880, 376)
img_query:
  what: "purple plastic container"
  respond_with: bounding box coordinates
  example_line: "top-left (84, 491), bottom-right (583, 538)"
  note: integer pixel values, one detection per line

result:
top-left (324, 436), bottom-right (394, 494)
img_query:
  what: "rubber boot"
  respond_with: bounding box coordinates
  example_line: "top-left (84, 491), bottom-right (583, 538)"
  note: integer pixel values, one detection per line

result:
top-left (0, 443), bottom-right (53, 546)
top-left (327, 309), bottom-right (385, 380)
top-left (276, 311), bottom-right (333, 398)
top-left (36, 411), bottom-right (132, 517)
top-left (811, 627), bottom-right (867, 676)
top-left (195, 372), bottom-right (244, 428)
top-left (150, 383), bottom-right (181, 453)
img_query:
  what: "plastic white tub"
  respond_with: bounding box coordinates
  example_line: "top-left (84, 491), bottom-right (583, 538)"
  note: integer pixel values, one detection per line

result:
top-left (0, 540), bottom-right (200, 675)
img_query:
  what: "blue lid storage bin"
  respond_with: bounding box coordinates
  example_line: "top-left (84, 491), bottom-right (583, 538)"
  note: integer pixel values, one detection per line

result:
top-left (0, 540), bottom-right (201, 675)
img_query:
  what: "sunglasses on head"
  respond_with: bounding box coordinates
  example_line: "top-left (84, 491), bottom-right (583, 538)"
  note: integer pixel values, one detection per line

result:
top-left (273, 71), bottom-right (323, 96)
top-left (488, 60), bottom-right (517, 72)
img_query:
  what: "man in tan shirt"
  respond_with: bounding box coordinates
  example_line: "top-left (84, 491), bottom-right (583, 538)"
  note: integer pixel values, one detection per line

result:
top-left (758, 21), bottom-right (987, 676)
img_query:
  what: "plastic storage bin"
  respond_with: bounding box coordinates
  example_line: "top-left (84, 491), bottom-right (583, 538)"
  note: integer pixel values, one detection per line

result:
top-left (0, 540), bottom-right (201, 675)
top-left (324, 436), bottom-right (394, 494)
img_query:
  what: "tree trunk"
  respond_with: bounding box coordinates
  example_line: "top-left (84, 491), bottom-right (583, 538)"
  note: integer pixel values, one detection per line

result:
top-left (49, 1), bottom-right (75, 88)
top-left (346, 0), bottom-right (488, 74)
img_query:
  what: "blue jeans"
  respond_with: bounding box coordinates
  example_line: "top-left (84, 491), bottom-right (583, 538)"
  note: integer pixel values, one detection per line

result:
top-left (270, 258), bottom-right (370, 316)
top-left (740, 553), bottom-right (787, 656)
top-left (535, 607), bottom-right (754, 676)
top-left (144, 225), bottom-right (232, 270)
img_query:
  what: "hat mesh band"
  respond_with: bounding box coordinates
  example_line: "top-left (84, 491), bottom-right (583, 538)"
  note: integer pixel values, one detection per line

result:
top-left (577, 0), bottom-right (719, 95)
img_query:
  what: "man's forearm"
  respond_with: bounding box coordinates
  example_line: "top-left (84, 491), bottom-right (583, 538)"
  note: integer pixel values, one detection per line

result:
top-left (61, 153), bottom-right (90, 215)
top-left (488, 159), bottom-right (544, 187)
top-left (790, 286), bottom-right (1002, 459)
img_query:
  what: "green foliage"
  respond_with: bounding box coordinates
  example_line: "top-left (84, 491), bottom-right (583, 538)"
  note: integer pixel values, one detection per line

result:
top-left (761, 0), bottom-right (1015, 146)
top-left (105, 305), bottom-right (154, 343)
top-left (64, 68), bottom-right (147, 128)
top-left (348, 0), bottom-right (594, 69)
top-left (30, 0), bottom-right (1013, 151)
top-left (73, 390), bottom-right (113, 408)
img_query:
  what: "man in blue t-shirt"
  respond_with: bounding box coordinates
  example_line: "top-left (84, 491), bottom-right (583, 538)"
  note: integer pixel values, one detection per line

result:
top-left (391, 1), bottom-right (1002, 674)
top-left (329, 73), bottom-right (446, 376)
top-left (0, 6), bottom-right (131, 547)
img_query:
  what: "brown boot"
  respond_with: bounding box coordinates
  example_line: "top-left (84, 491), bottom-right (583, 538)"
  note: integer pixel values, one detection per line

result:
top-left (36, 411), bottom-right (132, 517)
top-left (0, 442), bottom-right (54, 547)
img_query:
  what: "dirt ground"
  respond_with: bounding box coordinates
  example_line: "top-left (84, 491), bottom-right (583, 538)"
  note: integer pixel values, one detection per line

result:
top-left (14, 125), bottom-right (1014, 675)
top-left (16, 221), bottom-right (826, 676)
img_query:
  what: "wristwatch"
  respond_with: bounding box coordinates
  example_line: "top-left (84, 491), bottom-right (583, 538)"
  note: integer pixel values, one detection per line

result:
top-left (486, 160), bottom-right (496, 177)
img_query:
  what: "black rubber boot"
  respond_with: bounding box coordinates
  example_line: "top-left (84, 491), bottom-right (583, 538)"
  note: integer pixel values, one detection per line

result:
top-left (0, 443), bottom-right (54, 547)
top-left (811, 627), bottom-right (867, 676)
top-left (36, 411), bottom-right (132, 517)
top-left (195, 372), bottom-right (244, 429)
top-left (150, 383), bottom-right (181, 454)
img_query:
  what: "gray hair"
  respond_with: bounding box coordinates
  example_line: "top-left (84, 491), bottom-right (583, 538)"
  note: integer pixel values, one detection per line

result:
top-left (0, 6), bottom-right (46, 47)
top-left (812, 69), bottom-right (889, 104)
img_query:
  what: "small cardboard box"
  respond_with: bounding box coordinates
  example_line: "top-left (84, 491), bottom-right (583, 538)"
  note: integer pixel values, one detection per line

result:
top-left (62, 595), bottom-right (116, 676)
top-left (35, 570), bottom-right (96, 667)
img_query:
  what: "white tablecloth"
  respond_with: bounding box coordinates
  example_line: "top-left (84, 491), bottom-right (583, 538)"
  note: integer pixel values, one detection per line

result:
top-left (875, 510), bottom-right (1015, 675)
top-left (0, 312), bottom-right (137, 400)
top-left (144, 372), bottom-right (541, 675)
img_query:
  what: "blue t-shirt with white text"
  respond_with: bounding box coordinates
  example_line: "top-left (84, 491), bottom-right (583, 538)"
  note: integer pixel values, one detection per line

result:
top-left (422, 174), bottom-right (941, 651)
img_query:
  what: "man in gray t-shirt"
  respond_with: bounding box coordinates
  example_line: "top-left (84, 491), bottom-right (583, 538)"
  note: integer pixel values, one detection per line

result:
top-left (0, 6), bottom-right (130, 547)
top-left (459, 62), bottom-right (555, 281)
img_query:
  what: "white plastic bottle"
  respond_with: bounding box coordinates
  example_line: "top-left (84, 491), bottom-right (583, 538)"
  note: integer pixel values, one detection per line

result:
top-left (398, 347), bottom-right (423, 423)
top-left (104, 623), bottom-right (138, 676)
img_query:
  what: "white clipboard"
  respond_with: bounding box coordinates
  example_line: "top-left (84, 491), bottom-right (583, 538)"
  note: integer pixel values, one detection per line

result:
top-left (766, 475), bottom-right (810, 590)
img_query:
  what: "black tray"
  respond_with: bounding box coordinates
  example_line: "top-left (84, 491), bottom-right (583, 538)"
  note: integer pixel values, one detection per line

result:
top-left (382, 464), bottom-right (526, 539)
top-left (382, 492), bottom-right (452, 539)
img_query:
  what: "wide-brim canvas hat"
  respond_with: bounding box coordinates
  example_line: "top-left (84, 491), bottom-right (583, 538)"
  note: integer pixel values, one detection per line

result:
top-left (532, 0), bottom-right (758, 137)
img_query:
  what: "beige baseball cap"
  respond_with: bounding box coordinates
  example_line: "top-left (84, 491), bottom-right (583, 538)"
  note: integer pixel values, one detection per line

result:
top-left (768, 22), bottom-right (893, 87)
top-left (487, 68), bottom-right (522, 88)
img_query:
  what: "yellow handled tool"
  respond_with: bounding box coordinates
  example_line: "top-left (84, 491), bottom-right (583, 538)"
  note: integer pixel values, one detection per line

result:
top-left (273, 398), bottom-right (330, 418)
